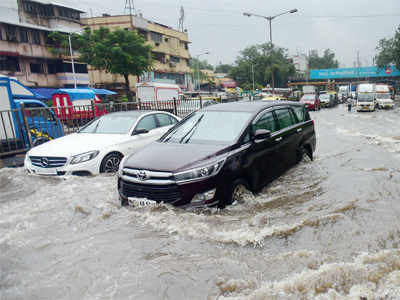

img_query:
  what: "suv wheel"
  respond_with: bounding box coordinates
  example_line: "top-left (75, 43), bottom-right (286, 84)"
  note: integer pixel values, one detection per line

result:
top-left (219, 179), bottom-right (248, 208)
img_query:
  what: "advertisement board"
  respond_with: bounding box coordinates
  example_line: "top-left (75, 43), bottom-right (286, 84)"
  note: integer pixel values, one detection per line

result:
top-left (310, 66), bottom-right (400, 80)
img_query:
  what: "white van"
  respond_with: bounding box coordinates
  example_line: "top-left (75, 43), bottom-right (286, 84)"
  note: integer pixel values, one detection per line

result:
top-left (356, 83), bottom-right (376, 112)
top-left (375, 84), bottom-right (394, 109)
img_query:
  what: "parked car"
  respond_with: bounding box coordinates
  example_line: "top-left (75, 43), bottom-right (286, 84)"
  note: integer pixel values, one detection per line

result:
top-left (319, 93), bottom-right (334, 108)
top-left (300, 94), bottom-right (320, 110)
top-left (118, 101), bottom-right (316, 209)
top-left (24, 111), bottom-right (180, 176)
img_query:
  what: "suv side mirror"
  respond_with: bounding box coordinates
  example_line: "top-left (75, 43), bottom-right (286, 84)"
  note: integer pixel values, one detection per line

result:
top-left (254, 129), bottom-right (271, 141)
top-left (132, 128), bottom-right (149, 135)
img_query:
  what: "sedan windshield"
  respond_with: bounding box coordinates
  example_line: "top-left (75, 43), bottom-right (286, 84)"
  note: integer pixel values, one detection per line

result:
top-left (161, 110), bottom-right (252, 144)
top-left (79, 115), bottom-right (137, 134)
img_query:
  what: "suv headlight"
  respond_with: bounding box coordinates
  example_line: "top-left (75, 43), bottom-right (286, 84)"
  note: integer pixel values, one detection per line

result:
top-left (70, 150), bottom-right (99, 165)
top-left (174, 158), bottom-right (226, 183)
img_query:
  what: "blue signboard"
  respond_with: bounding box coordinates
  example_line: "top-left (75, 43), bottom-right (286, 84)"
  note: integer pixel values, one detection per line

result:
top-left (310, 66), bottom-right (400, 80)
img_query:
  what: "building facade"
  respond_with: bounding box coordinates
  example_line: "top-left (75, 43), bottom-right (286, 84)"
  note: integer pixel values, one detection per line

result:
top-left (81, 14), bottom-right (193, 91)
top-left (0, 0), bottom-right (89, 87)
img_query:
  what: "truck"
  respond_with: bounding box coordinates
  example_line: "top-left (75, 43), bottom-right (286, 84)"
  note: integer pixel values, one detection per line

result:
top-left (136, 82), bottom-right (181, 112)
top-left (0, 75), bottom-right (63, 156)
top-left (375, 84), bottom-right (394, 109)
top-left (52, 88), bottom-right (114, 124)
top-left (302, 85), bottom-right (317, 94)
top-left (338, 85), bottom-right (350, 102)
top-left (356, 83), bottom-right (376, 112)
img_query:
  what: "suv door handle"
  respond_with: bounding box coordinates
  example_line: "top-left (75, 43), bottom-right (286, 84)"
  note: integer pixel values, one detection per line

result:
top-left (275, 137), bottom-right (283, 142)
top-left (297, 128), bottom-right (302, 132)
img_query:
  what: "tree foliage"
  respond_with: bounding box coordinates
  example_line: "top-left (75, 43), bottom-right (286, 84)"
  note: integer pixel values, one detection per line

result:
top-left (190, 58), bottom-right (214, 71)
top-left (308, 49), bottom-right (339, 70)
top-left (375, 25), bottom-right (400, 69)
top-left (215, 64), bottom-right (233, 74)
top-left (228, 43), bottom-right (296, 89)
top-left (49, 27), bottom-right (152, 100)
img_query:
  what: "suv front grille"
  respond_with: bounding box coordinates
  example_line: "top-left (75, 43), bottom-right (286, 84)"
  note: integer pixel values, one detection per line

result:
top-left (30, 156), bottom-right (67, 168)
top-left (121, 180), bottom-right (181, 203)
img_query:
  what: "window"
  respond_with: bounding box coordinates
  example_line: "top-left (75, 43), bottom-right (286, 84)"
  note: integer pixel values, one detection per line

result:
top-left (47, 62), bottom-right (57, 74)
top-left (0, 56), bottom-right (20, 72)
top-left (19, 29), bottom-right (28, 43)
top-left (156, 113), bottom-right (177, 127)
top-left (31, 30), bottom-right (41, 45)
top-left (150, 31), bottom-right (162, 44)
top-left (253, 111), bottom-right (277, 133)
top-left (152, 52), bottom-right (165, 63)
top-left (58, 7), bottom-right (80, 20)
top-left (24, 103), bottom-right (54, 121)
top-left (170, 56), bottom-right (180, 63)
top-left (30, 63), bottom-right (43, 73)
top-left (6, 25), bottom-right (18, 42)
top-left (135, 115), bottom-right (157, 131)
top-left (275, 109), bottom-right (296, 130)
top-left (164, 37), bottom-right (169, 42)
top-left (292, 106), bottom-right (305, 123)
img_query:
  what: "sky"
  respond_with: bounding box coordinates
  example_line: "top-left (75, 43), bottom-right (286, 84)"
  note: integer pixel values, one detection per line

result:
top-left (7, 0), bottom-right (400, 68)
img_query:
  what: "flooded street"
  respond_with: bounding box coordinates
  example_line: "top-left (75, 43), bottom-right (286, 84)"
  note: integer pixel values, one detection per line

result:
top-left (2, 104), bottom-right (400, 300)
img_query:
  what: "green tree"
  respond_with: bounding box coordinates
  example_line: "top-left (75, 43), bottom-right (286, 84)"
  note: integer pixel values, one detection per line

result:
top-left (49, 27), bottom-right (152, 101)
top-left (190, 58), bottom-right (214, 70)
top-left (308, 49), bottom-right (339, 70)
top-left (228, 43), bottom-right (296, 89)
top-left (375, 25), bottom-right (400, 69)
top-left (215, 64), bottom-right (233, 74)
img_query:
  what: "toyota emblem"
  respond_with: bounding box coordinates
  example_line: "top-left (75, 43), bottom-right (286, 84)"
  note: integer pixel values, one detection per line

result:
top-left (137, 170), bottom-right (148, 181)
top-left (41, 157), bottom-right (49, 168)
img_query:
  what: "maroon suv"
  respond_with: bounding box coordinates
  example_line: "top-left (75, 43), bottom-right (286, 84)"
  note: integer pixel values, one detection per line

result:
top-left (118, 101), bottom-right (316, 209)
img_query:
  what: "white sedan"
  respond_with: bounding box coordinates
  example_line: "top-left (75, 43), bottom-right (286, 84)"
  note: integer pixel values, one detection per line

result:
top-left (24, 111), bottom-right (180, 176)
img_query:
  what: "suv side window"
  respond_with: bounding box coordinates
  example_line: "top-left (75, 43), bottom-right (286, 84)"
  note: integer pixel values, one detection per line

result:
top-left (135, 115), bottom-right (157, 131)
top-left (253, 111), bottom-right (277, 133)
top-left (292, 106), bottom-right (305, 123)
top-left (275, 108), bottom-right (296, 130)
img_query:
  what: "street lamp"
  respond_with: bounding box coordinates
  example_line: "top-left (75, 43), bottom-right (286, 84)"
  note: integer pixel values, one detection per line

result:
top-left (243, 8), bottom-right (298, 94)
top-left (68, 30), bottom-right (82, 89)
top-left (243, 9), bottom-right (298, 44)
top-left (195, 51), bottom-right (209, 92)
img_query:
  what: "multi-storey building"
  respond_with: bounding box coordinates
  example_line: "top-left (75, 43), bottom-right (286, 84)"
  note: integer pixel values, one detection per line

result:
top-left (0, 0), bottom-right (89, 87)
top-left (81, 14), bottom-right (193, 91)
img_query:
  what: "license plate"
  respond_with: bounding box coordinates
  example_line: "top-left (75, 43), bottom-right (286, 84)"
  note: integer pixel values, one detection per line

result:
top-left (36, 168), bottom-right (57, 175)
top-left (128, 197), bottom-right (158, 207)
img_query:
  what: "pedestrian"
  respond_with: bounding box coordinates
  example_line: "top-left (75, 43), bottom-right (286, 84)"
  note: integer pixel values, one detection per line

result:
top-left (347, 96), bottom-right (352, 112)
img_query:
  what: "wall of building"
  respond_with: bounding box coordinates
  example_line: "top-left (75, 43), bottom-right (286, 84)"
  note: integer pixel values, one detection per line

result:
top-left (81, 14), bottom-right (192, 91)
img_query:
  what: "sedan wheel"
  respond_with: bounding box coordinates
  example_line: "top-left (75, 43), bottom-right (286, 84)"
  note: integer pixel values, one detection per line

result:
top-left (100, 153), bottom-right (122, 173)
top-left (232, 183), bottom-right (247, 205)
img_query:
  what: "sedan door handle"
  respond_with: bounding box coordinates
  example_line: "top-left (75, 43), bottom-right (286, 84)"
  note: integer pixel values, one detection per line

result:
top-left (275, 137), bottom-right (283, 142)
top-left (297, 128), bottom-right (302, 132)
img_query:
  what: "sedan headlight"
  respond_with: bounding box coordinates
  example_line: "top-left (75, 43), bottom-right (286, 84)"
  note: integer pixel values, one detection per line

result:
top-left (70, 150), bottom-right (99, 165)
top-left (174, 158), bottom-right (226, 183)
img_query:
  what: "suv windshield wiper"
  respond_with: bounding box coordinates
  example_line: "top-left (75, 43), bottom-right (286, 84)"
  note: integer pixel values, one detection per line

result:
top-left (179, 114), bottom-right (204, 144)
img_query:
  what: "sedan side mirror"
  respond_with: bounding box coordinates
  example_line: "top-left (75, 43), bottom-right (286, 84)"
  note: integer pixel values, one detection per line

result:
top-left (254, 129), bottom-right (271, 141)
top-left (132, 128), bottom-right (149, 136)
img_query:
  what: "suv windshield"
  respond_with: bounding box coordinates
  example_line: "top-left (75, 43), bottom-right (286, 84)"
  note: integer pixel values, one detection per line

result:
top-left (357, 94), bottom-right (374, 102)
top-left (301, 95), bottom-right (315, 101)
top-left (376, 93), bottom-right (391, 99)
top-left (161, 110), bottom-right (252, 144)
top-left (79, 115), bottom-right (138, 134)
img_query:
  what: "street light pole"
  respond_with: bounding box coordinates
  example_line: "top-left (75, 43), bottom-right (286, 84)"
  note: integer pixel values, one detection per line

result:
top-left (68, 33), bottom-right (77, 89)
top-left (243, 9), bottom-right (298, 94)
top-left (195, 51), bottom-right (209, 92)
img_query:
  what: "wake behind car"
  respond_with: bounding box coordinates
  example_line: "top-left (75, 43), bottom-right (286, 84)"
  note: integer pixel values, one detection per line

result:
top-left (24, 111), bottom-right (180, 176)
top-left (118, 101), bottom-right (316, 209)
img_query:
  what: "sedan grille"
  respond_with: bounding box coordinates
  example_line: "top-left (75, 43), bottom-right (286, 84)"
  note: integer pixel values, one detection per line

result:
top-left (121, 180), bottom-right (181, 204)
top-left (30, 156), bottom-right (67, 168)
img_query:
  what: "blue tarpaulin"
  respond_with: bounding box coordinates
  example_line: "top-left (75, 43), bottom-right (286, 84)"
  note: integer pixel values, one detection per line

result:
top-left (32, 88), bottom-right (116, 99)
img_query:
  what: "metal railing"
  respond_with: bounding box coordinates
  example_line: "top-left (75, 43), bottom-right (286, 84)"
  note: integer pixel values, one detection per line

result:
top-left (0, 96), bottom-right (242, 157)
